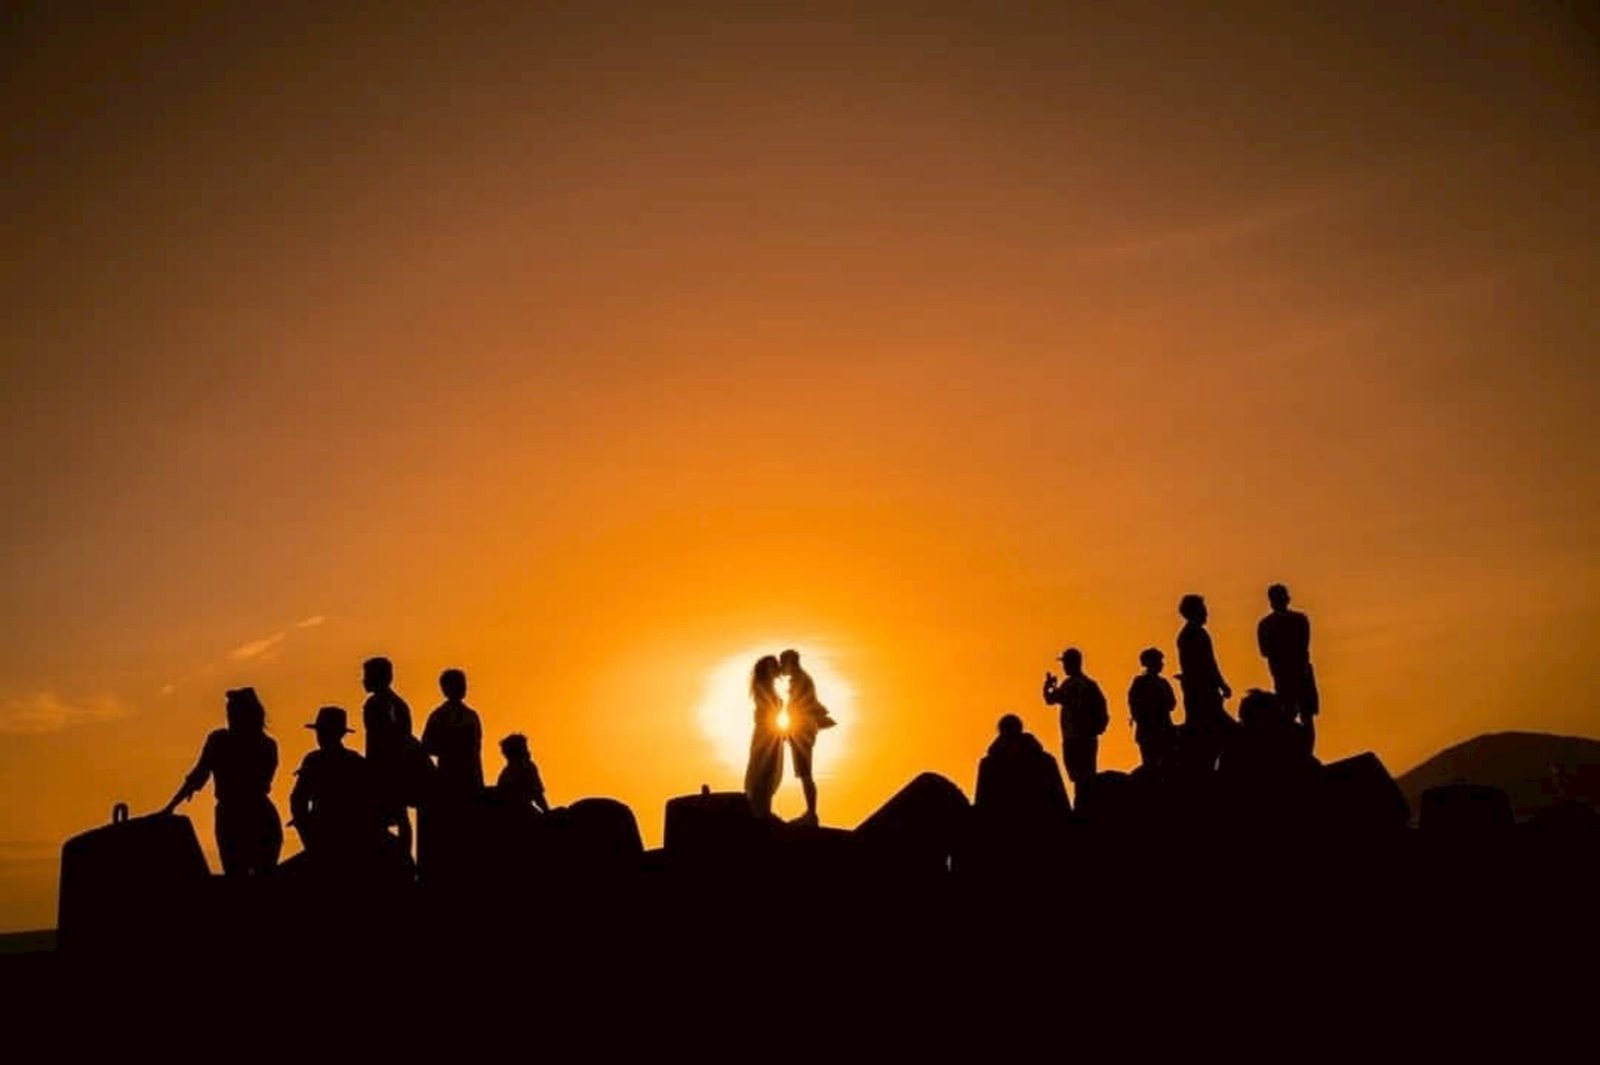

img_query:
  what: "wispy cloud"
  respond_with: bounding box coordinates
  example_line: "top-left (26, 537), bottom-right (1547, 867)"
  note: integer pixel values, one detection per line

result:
top-left (295, 615), bottom-right (326, 629)
top-left (0, 692), bottom-right (129, 735)
top-left (228, 631), bottom-right (287, 662)
top-left (159, 682), bottom-right (178, 697)
top-left (1072, 161), bottom-right (1434, 267)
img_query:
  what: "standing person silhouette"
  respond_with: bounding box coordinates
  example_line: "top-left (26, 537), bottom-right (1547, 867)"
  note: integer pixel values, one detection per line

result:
top-left (779, 649), bottom-right (836, 826)
top-left (1042, 648), bottom-right (1109, 805)
top-left (420, 668), bottom-right (484, 881)
top-left (1256, 584), bottom-right (1319, 753)
top-left (1176, 594), bottom-right (1234, 772)
top-left (164, 687), bottom-right (282, 877)
top-left (1127, 648), bottom-right (1179, 772)
top-left (743, 655), bottom-right (786, 818)
top-left (361, 656), bottom-right (416, 859)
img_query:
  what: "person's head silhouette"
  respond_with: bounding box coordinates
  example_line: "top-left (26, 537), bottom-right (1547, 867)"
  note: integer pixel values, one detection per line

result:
top-left (362, 657), bottom-right (394, 694)
top-left (752, 655), bottom-right (781, 696)
top-left (1238, 688), bottom-right (1280, 729)
top-left (778, 649), bottom-right (801, 675)
top-left (500, 732), bottom-right (530, 764)
top-left (1179, 594), bottom-right (1208, 624)
top-left (225, 687), bottom-right (267, 733)
top-left (1139, 648), bottom-right (1164, 674)
top-left (997, 713), bottom-right (1024, 738)
top-left (1058, 648), bottom-right (1084, 677)
top-left (439, 668), bottom-right (467, 702)
top-left (307, 706), bottom-right (354, 750)
top-left (1267, 583), bottom-right (1290, 611)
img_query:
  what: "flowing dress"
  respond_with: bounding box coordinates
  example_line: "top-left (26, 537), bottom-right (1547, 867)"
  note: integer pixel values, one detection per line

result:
top-left (743, 687), bottom-right (785, 816)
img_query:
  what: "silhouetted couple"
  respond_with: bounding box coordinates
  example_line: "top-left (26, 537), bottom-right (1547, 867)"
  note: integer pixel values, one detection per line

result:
top-left (744, 649), bottom-right (835, 824)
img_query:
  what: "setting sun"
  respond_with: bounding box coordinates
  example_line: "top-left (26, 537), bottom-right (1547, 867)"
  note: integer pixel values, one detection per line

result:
top-left (693, 643), bottom-right (855, 787)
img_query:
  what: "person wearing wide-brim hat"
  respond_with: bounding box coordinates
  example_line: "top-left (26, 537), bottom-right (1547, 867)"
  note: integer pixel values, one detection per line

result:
top-left (306, 705), bottom-right (355, 736)
top-left (289, 706), bottom-right (379, 858)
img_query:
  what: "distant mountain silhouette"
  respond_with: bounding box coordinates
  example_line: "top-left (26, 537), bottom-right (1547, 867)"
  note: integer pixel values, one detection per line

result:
top-left (1396, 731), bottom-right (1600, 823)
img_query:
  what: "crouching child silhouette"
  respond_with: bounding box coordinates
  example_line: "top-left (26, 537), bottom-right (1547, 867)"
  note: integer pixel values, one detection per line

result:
top-left (496, 733), bottom-right (549, 812)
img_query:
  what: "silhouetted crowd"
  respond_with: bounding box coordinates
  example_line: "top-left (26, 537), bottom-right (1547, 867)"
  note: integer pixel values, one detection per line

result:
top-left (1024, 583), bottom-right (1319, 806)
top-left (163, 584), bottom-right (1317, 882)
top-left (165, 657), bottom-right (548, 883)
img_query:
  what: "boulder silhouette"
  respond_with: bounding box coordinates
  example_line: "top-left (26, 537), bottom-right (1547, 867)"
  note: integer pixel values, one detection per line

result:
top-left (548, 797), bottom-right (644, 877)
top-left (663, 788), bottom-right (767, 869)
top-left (1419, 783), bottom-right (1514, 837)
top-left (1396, 732), bottom-right (1600, 824)
top-left (856, 772), bottom-right (969, 875)
top-left (58, 804), bottom-right (211, 957)
top-left (1317, 752), bottom-right (1409, 836)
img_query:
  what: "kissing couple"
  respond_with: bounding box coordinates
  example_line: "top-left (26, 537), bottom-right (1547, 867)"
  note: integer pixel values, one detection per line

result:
top-left (744, 648), bottom-right (837, 825)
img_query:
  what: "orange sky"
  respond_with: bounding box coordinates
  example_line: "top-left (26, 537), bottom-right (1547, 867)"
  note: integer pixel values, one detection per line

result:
top-left (2, 3), bottom-right (1597, 930)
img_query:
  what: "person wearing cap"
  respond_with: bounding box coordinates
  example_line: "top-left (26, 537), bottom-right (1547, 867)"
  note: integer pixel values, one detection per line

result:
top-left (289, 706), bottom-right (380, 860)
top-left (1127, 648), bottom-right (1179, 772)
top-left (1042, 647), bottom-right (1109, 803)
top-left (163, 687), bottom-right (283, 877)
top-left (1256, 584), bottom-right (1319, 753)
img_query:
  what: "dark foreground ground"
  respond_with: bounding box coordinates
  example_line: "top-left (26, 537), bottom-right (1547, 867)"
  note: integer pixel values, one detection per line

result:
top-left (4, 828), bottom-right (1596, 1055)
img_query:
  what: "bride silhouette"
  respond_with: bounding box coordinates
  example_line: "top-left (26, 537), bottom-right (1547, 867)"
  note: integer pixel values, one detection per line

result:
top-left (743, 655), bottom-right (785, 818)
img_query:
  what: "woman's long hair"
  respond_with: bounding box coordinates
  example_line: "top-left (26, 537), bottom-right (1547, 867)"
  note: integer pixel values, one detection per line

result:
top-left (750, 655), bottom-right (782, 704)
top-left (224, 687), bottom-right (268, 734)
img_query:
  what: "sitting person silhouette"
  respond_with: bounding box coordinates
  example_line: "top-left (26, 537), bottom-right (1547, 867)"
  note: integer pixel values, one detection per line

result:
top-left (1220, 688), bottom-right (1312, 784)
top-left (779, 648), bottom-right (835, 826)
top-left (1042, 648), bottom-right (1109, 804)
top-left (289, 706), bottom-right (383, 862)
top-left (975, 713), bottom-right (1072, 826)
top-left (496, 733), bottom-right (548, 812)
top-left (1127, 648), bottom-right (1178, 772)
top-left (164, 686), bottom-right (283, 877)
top-left (743, 655), bottom-right (785, 818)
top-left (1257, 583), bottom-right (1320, 753)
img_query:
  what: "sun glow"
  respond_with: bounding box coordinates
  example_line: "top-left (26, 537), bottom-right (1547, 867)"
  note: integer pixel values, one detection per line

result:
top-left (694, 643), bottom-right (854, 781)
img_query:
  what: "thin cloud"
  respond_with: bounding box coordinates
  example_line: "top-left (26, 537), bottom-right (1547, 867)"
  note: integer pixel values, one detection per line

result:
top-left (295, 615), bottom-right (326, 628)
top-left (159, 682), bottom-right (178, 697)
top-left (228, 631), bottom-right (286, 662)
top-left (1073, 161), bottom-right (1433, 266)
top-left (0, 692), bottom-right (129, 735)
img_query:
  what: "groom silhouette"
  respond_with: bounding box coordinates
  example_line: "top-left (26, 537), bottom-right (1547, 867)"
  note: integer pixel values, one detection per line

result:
top-left (778, 649), bottom-right (835, 826)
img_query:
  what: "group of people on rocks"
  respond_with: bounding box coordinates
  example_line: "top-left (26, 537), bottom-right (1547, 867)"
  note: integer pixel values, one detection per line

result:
top-left (164, 657), bottom-right (548, 879)
top-left (164, 585), bottom-right (1319, 875)
top-left (1030, 583), bottom-right (1320, 805)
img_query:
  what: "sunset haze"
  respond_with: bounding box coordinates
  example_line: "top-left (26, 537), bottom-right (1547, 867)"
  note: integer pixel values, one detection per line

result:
top-left (2, 2), bottom-right (1597, 930)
